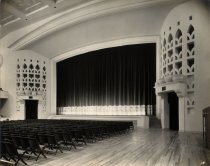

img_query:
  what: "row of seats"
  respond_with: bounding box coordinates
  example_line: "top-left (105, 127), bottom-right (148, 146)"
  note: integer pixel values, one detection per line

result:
top-left (0, 119), bottom-right (133, 165)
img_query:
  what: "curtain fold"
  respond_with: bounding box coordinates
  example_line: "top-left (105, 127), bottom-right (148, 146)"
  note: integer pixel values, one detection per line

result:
top-left (57, 44), bottom-right (156, 107)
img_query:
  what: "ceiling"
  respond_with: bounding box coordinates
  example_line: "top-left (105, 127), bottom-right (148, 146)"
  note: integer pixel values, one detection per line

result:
top-left (0, 0), bottom-right (188, 59)
top-left (0, 0), bottom-right (92, 38)
top-left (0, 0), bottom-right (190, 39)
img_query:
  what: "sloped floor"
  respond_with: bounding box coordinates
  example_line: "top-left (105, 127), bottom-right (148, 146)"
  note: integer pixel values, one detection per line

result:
top-left (2, 129), bottom-right (210, 166)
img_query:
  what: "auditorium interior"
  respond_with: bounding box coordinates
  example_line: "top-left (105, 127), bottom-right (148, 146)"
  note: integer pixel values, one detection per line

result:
top-left (0, 0), bottom-right (210, 165)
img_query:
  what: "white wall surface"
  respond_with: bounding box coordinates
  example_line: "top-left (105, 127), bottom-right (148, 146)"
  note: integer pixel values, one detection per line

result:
top-left (160, 0), bottom-right (210, 132)
top-left (0, 49), bottom-right (51, 120)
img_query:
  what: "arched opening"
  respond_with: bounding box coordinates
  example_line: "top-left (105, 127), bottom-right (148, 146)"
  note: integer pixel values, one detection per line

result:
top-left (168, 34), bottom-right (173, 43)
top-left (175, 29), bottom-right (182, 39)
top-left (56, 44), bottom-right (156, 116)
top-left (51, 36), bottom-right (160, 125)
top-left (188, 25), bottom-right (194, 35)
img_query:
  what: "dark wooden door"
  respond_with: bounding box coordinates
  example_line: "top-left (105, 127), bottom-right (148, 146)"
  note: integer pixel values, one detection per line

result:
top-left (168, 92), bottom-right (179, 131)
top-left (25, 100), bottom-right (38, 120)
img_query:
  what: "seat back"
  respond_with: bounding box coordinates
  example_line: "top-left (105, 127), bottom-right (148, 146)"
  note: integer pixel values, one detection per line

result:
top-left (38, 134), bottom-right (48, 145)
top-left (28, 138), bottom-right (40, 150)
top-left (47, 135), bottom-right (57, 145)
top-left (0, 141), bottom-right (7, 156)
top-left (4, 142), bottom-right (18, 156)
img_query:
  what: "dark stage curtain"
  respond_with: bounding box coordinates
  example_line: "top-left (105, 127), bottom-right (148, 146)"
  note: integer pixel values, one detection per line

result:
top-left (57, 43), bottom-right (156, 107)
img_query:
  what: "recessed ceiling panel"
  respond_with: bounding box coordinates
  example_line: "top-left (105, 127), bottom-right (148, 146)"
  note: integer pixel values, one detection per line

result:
top-left (0, 8), bottom-right (19, 26)
top-left (5, 0), bottom-right (47, 14)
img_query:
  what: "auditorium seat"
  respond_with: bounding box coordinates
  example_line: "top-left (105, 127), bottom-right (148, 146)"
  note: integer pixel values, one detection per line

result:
top-left (0, 119), bottom-right (133, 164)
top-left (3, 141), bottom-right (27, 166)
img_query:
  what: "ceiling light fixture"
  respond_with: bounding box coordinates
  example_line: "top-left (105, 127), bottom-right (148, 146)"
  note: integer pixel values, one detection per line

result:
top-left (54, 0), bottom-right (58, 8)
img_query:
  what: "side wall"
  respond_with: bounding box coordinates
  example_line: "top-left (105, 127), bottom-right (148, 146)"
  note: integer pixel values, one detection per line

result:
top-left (160, 0), bottom-right (210, 132)
top-left (0, 49), bottom-right (51, 120)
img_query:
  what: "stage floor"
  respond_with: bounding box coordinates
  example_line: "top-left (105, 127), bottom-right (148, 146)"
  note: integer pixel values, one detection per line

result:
top-left (9, 129), bottom-right (210, 166)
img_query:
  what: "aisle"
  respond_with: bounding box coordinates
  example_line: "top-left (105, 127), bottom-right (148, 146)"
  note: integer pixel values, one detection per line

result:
top-left (25, 129), bottom-right (210, 166)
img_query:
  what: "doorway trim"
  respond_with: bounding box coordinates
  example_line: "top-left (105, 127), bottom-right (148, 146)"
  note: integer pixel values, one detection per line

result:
top-left (155, 76), bottom-right (186, 132)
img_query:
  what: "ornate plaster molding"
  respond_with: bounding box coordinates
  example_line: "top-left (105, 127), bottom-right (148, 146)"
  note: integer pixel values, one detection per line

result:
top-left (155, 75), bottom-right (187, 97)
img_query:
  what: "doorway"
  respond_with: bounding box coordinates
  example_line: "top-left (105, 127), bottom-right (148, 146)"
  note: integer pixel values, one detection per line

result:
top-left (168, 92), bottom-right (179, 130)
top-left (25, 100), bottom-right (38, 120)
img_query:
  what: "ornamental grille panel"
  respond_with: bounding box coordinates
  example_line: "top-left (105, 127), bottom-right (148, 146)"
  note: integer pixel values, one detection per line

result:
top-left (161, 16), bottom-right (195, 114)
top-left (16, 58), bottom-right (47, 111)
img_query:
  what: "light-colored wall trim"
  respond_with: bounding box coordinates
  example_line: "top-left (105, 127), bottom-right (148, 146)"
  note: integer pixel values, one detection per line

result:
top-left (52, 36), bottom-right (159, 62)
top-left (50, 36), bottom-right (160, 115)
top-left (50, 59), bottom-right (57, 116)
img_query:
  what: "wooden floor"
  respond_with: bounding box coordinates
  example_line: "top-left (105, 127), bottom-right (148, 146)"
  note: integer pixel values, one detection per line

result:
top-left (2, 129), bottom-right (210, 166)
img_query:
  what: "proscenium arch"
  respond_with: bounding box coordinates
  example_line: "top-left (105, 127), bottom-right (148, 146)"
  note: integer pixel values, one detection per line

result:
top-left (50, 36), bottom-right (161, 115)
